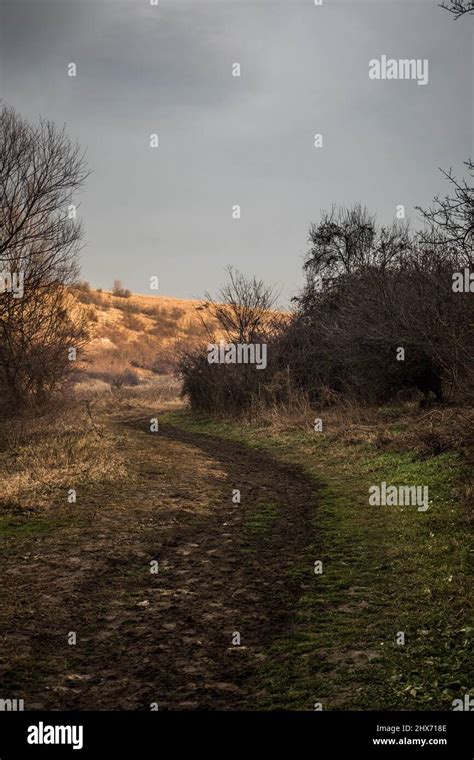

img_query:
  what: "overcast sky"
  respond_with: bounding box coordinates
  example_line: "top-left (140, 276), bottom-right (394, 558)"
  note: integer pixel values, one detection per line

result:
top-left (1, 0), bottom-right (472, 304)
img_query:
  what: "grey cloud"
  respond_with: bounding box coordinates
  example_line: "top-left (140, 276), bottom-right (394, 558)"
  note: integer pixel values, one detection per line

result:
top-left (1, 0), bottom-right (471, 303)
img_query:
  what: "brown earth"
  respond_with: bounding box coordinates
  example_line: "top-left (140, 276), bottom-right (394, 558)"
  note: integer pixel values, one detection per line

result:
top-left (0, 411), bottom-right (316, 710)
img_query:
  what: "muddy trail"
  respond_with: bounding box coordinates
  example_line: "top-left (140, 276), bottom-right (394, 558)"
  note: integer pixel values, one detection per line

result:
top-left (0, 415), bottom-right (318, 710)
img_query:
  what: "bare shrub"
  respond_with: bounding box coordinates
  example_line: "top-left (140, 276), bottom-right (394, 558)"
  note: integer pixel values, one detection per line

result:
top-left (0, 105), bottom-right (90, 414)
top-left (112, 279), bottom-right (131, 298)
top-left (199, 265), bottom-right (279, 343)
top-left (73, 287), bottom-right (108, 308)
top-left (179, 268), bottom-right (281, 413)
top-left (111, 369), bottom-right (140, 389)
top-left (121, 311), bottom-right (143, 331)
top-left (180, 207), bottom-right (472, 417)
top-left (287, 208), bottom-right (473, 405)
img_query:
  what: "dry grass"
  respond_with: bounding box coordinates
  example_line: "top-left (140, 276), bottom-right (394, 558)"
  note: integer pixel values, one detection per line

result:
top-left (239, 394), bottom-right (473, 524)
top-left (75, 374), bottom-right (181, 405)
top-left (72, 287), bottom-right (215, 388)
top-left (0, 284), bottom-right (186, 514)
top-left (243, 391), bottom-right (473, 456)
top-left (0, 403), bottom-right (128, 514)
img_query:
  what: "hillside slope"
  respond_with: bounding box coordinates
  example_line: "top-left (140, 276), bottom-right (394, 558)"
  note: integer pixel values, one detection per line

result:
top-left (74, 287), bottom-right (214, 386)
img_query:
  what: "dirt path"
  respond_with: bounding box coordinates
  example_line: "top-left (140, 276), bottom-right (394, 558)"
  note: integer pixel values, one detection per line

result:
top-left (0, 414), bottom-right (317, 710)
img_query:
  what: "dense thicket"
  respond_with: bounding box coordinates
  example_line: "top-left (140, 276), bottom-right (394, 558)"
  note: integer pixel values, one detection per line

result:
top-left (180, 204), bottom-right (473, 413)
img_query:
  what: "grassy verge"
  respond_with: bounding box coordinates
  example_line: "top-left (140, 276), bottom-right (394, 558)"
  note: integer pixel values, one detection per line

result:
top-left (162, 408), bottom-right (472, 710)
top-left (0, 404), bottom-right (127, 516)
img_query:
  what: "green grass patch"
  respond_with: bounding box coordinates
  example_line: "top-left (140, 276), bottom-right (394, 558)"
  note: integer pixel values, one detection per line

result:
top-left (163, 409), bottom-right (472, 711)
top-left (0, 515), bottom-right (68, 540)
top-left (245, 500), bottom-right (281, 535)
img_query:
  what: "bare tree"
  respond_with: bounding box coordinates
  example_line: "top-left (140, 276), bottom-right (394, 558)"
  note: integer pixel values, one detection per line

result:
top-left (0, 105), bottom-right (90, 411)
top-left (421, 6), bottom-right (474, 259)
top-left (180, 268), bottom-right (281, 413)
top-left (302, 204), bottom-right (411, 288)
top-left (439, 1), bottom-right (474, 19)
top-left (200, 266), bottom-right (279, 343)
top-left (290, 206), bottom-right (473, 404)
top-left (416, 161), bottom-right (474, 263)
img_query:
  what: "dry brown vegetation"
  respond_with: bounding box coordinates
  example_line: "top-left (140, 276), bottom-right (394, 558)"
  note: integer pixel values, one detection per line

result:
top-left (179, 209), bottom-right (473, 418)
top-left (0, 405), bottom-right (125, 514)
top-left (72, 286), bottom-right (217, 390)
top-left (0, 374), bottom-right (183, 517)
